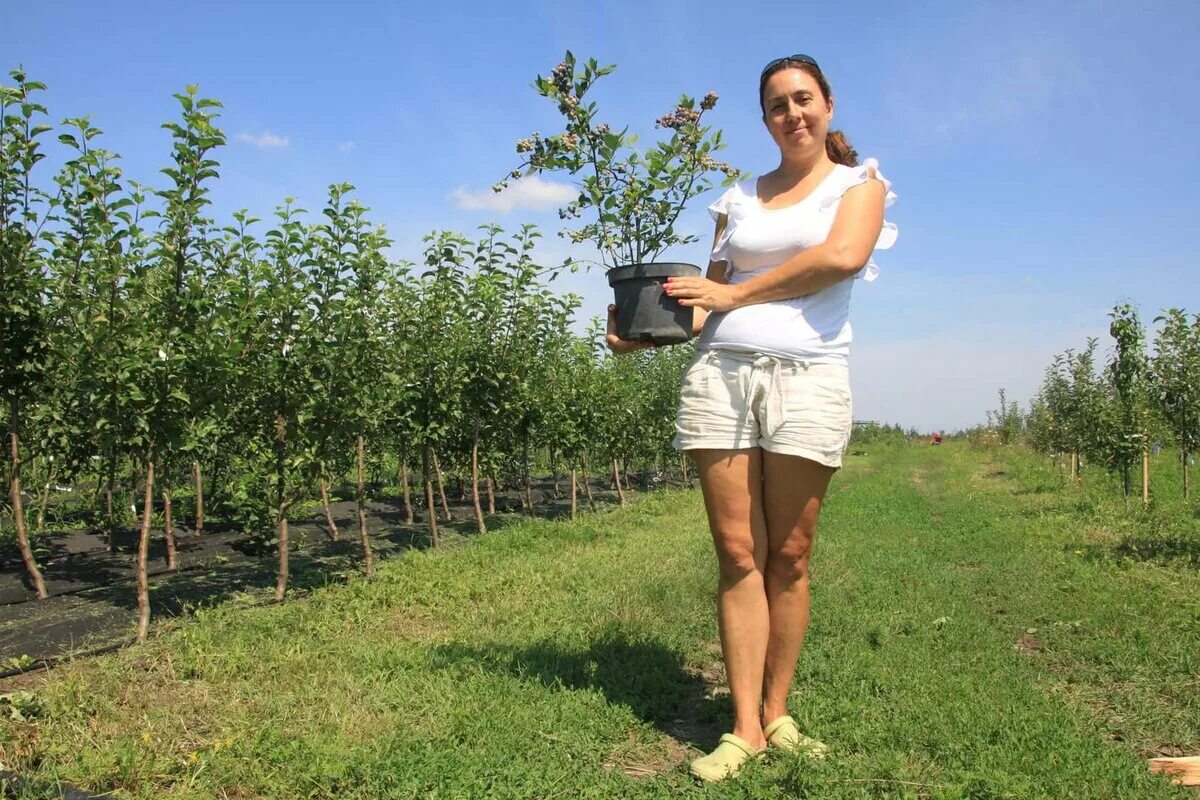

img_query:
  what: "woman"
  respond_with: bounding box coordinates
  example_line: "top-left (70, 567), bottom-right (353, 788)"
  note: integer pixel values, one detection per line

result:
top-left (607, 54), bottom-right (897, 782)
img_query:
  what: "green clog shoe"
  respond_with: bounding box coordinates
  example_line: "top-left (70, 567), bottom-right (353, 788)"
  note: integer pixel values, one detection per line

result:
top-left (763, 715), bottom-right (828, 759)
top-left (688, 733), bottom-right (766, 782)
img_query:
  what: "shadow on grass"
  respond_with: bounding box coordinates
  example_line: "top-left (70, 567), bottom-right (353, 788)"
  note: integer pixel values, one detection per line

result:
top-left (1113, 535), bottom-right (1200, 570)
top-left (0, 770), bottom-right (103, 799)
top-left (1064, 534), bottom-right (1200, 571)
top-left (429, 628), bottom-right (726, 751)
top-left (1014, 483), bottom-right (1061, 496)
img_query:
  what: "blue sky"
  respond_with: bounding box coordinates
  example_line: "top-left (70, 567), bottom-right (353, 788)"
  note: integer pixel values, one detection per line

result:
top-left (9, 0), bottom-right (1200, 431)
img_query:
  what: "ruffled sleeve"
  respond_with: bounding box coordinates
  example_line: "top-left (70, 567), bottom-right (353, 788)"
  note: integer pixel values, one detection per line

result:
top-left (705, 181), bottom-right (746, 274)
top-left (819, 157), bottom-right (897, 282)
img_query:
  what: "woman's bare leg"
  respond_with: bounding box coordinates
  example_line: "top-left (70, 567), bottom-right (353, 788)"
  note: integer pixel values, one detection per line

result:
top-left (760, 451), bottom-right (834, 725)
top-left (691, 448), bottom-right (769, 748)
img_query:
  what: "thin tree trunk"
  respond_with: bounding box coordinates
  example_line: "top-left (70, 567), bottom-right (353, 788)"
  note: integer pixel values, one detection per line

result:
top-left (551, 447), bottom-right (561, 496)
top-left (570, 467), bottom-right (577, 521)
top-left (8, 402), bottom-right (47, 600)
top-left (581, 453), bottom-right (596, 511)
top-left (163, 484), bottom-right (176, 571)
top-left (193, 459), bottom-right (204, 535)
top-left (423, 444), bottom-right (440, 547)
top-left (136, 459), bottom-right (155, 641)
top-left (471, 428), bottom-right (486, 535)
top-left (680, 453), bottom-right (689, 488)
top-left (432, 450), bottom-right (452, 521)
top-left (486, 473), bottom-right (496, 515)
top-left (320, 474), bottom-right (340, 541)
top-left (357, 434), bottom-right (374, 579)
top-left (399, 456), bottom-right (414, 524)
top-left (612, 458), bottom-right (627, 506)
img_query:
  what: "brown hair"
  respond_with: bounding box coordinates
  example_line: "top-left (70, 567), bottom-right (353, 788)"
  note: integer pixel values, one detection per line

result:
top-left (759, 59), bottom-right (858, 167)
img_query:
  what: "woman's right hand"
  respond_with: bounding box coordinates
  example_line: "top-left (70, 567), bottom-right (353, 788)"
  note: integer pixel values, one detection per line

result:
top-left (605, 305), bottom-right (654, 355)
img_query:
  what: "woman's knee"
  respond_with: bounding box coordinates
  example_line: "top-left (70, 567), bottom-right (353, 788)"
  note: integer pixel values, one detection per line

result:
top-left (767, 532), bottom-right (814, 581)
top-left (712, 531), bottom-right (763, 582)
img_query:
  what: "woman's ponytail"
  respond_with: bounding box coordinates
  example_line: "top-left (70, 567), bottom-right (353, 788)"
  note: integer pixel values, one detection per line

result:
top-left (825, 130), bottom-right (858, 167)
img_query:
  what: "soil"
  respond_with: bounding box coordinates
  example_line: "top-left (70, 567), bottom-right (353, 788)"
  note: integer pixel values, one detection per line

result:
top-left (0, 471), bottom-right (683, 673)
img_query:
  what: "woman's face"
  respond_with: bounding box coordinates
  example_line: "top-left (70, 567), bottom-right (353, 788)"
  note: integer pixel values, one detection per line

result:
top-left (761, 67), bottom-right (833, 157)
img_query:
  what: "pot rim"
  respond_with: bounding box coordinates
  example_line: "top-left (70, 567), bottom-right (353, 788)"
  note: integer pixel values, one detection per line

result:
top-left (606, 262), bottom-right (701, 285)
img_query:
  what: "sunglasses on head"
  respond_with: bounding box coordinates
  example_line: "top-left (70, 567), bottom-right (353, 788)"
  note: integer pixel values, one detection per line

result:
top-left (760, 53), bottom-right (820, 79)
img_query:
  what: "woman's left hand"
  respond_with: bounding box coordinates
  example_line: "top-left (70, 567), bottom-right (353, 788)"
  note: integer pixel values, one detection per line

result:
top-left (664, 277), bottom-right (743, 312)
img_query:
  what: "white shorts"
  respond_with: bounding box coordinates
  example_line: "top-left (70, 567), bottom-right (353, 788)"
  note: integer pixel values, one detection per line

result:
top-left (672, 349), bottom-right (853, 468)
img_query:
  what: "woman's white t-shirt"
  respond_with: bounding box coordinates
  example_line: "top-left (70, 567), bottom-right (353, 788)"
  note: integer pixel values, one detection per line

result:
top-left (696, 158), bottom-right (897, 365)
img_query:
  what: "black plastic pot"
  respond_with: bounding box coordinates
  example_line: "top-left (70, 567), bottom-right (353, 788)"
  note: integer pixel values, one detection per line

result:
top-left (607, 262), bottom-right (701, 346)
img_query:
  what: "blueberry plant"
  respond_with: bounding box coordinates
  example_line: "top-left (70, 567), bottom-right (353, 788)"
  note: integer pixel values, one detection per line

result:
top-left (503, 51), bottom-right (741, 270)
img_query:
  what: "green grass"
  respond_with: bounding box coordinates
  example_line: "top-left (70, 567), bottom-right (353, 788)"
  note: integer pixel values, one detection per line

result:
top-left (1, 443), bottom-right (1196, 798)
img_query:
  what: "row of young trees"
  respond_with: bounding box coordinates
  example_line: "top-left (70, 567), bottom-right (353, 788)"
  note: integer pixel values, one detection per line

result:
top-left (987, 303), bottom-right (1200, 506)
top-left (0, 71), bottom-right (696, 637)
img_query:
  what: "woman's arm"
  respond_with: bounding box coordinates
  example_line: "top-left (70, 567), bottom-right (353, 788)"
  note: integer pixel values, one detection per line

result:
top-left (666, 176), bottom-right (886, 312)
top-left (691, 215), bottom-right (730, 335)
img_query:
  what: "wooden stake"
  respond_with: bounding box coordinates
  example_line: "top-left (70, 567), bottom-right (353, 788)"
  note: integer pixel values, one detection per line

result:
top-left (163, 485), bottom-right (176, 571)
top-left (400, 456), bottom-right (414, 524)
top-left (274, 491), bottom-right (290, 602)
top-left (471, 429), bottom-right (486, 535)
top-left (136, 460), bottom-right (155, 641)
top-left (1142, 447), bottom-right (1150, 509)
top-left (423, 444), bottom-right (440, 548)
top-left (193, 459), bottom-right (204, 535)
top-left (104, 468), bottom-right (115, 551)
top-left (523, 436), bottom-right (534, 514)
top-left (613, 458), bottom-right (626, 506)
top-left (581, 454), bottom-right (596, 511)
top-left (356, 435), bottom-right (374, 578)
top-left (1184, 447), bottom-right (1191, 502)
top-left (274, 413), bottom-right (290, 602)
top-left (570, 467), bottom-right (578, 521)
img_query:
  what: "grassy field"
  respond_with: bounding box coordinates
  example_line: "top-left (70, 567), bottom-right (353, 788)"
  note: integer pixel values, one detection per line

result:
top-left (1, 442), bottom-right (1197, 799)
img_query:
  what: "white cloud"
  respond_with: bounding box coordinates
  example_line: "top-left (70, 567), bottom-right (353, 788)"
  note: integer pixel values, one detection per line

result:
top-left (338, 140), bottom-right (356, 152)
top-left (450, 176), bottom-right (576, 213)
top-left (236, 131), bottom-right (289, 149)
